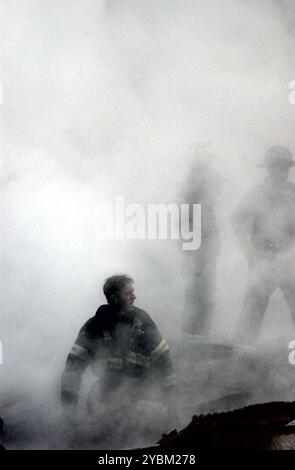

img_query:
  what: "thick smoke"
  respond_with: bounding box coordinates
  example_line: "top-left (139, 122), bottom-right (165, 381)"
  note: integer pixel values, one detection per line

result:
top-left (1, 0), bottom-right (295, 449)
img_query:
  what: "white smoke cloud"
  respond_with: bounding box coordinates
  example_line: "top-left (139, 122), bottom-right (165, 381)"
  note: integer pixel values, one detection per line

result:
top-left (1, 0), bottom-right (295, 448)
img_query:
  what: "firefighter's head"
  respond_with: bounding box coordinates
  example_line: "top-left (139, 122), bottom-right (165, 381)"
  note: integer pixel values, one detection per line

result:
top-left (103, 274), bottom-right (136, 310)
top-left (258, 146), bottom-right (294, 184)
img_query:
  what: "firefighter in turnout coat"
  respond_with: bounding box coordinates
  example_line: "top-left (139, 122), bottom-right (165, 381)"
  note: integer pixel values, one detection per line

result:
top-left (61, 275), bottom-right (176, 425)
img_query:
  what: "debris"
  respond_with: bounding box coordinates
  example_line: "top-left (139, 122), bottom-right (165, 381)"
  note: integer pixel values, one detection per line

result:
top-left (158, 401), bottom-right (295, 450)
top-left (0, 417), bottom-right (6, 450)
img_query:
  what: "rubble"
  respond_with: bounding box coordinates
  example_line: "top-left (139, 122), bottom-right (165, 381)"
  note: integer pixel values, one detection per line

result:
top-left (0, 417), bottom-right (5, 450)
top-left (158, 401), bottom-right (295, 450)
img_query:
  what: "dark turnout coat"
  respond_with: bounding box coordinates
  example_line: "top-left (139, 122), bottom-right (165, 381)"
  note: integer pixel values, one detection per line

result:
top-left (61, 305), bottom-right (176, 408)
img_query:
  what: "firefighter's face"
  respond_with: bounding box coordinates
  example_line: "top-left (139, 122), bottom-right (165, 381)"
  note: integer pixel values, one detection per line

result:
top-left (268, 163), bottom-right (290, 183)
top-left (113, 282), bottom-right (136, 310)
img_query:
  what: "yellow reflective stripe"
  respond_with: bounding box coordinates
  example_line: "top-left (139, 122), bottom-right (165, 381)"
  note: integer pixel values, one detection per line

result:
top-left (161, 373), bottom-right (177, 389)
top-left (107, 358), bottom-right (124, 370)
top-left (69, 343), bottom-right (90, 362)
top-left (126, 351), bottom-right (151, 368)
top-left (150, 339), bottom-right (169, 362)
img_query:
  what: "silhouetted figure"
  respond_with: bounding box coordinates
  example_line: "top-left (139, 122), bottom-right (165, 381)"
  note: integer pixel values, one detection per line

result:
top-left (182, 152), bottom-right (222, 336)
top-left (232, 146), bottom-right (295, 343)
top-left (61, 275), bottom-right (177, 446)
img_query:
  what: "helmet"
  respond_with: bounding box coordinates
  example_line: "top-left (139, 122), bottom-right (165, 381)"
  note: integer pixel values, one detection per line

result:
top-left (258, 146), bottom-right (295, 168)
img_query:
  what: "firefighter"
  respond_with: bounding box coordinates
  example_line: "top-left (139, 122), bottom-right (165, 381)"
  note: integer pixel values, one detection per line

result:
top-left (232, 146), bottom-right (295, 343)
top-left (61, 274), bottom-right (177, 427)
top-left (182, 150), bottom-right (223, 336)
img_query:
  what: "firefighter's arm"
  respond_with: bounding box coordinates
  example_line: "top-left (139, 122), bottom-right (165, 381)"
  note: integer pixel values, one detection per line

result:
top-left (144, 317), bottom-right (177, 392)
top-left (150, 338), bottom-right (177, 390)
top-left (139, 315), bottom-right (178, 427)
top-left (61, 326), bottom-right (92, 411)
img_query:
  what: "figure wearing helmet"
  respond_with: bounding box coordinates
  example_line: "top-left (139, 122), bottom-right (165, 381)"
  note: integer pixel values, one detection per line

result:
top-left (61, 275), bottom-right (177, 447)
top-left (181, 143), bottom-right (223, 335)
top-left (232, 146), bottom-right (295, 343)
